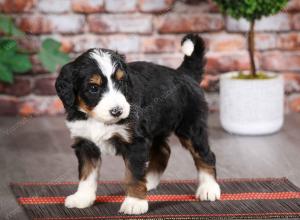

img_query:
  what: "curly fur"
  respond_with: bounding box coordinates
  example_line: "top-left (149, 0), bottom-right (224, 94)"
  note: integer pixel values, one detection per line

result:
top-left (55, 34), bottom-right (220, 214)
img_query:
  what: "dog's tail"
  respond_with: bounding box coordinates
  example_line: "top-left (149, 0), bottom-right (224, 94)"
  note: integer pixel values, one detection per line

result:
top-left (177, 34), bottom-right (206, 83)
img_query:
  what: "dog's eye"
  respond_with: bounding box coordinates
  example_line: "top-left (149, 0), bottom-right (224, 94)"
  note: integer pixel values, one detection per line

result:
top-left (88, 84), bottom-right (99, 94)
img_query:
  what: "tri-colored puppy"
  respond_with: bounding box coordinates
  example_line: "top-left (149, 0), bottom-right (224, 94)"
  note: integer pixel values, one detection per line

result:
top-left (55, 34), bottom-right (221, 215)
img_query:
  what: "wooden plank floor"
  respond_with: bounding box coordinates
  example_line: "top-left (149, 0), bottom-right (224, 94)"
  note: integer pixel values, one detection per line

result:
top-left (0, 113), bottom-right (299, 220)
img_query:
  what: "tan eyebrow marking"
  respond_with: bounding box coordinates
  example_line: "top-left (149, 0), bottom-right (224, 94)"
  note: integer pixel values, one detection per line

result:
top-left (89, 74), bottom-right (102, 85)
top-left (115, 69), bottom-right (125, 81)
top-left (77, 96), bottom-right (93, 113)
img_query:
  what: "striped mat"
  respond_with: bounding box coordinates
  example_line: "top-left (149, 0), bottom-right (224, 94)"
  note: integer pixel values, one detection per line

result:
top-left (11, 178), bottom-right (300, 220)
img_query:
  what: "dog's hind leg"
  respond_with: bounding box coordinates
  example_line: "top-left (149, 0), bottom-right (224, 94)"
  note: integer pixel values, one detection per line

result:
top-left (65, 139), bottom-right (101, 209)
top-left (176, 118), bottom-right (221, 202)
top-left (146, 139), bottom-right (171, 191)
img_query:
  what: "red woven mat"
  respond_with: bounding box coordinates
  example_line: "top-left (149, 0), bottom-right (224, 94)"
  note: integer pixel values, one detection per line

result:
top-left (11, 178), bottom-right (300, 219)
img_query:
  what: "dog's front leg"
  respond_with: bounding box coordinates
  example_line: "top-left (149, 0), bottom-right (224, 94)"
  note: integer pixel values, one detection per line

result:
top-left (65, 139), bottom-right (101, 209)
top-left (119, 139), bottom-right (149, 215)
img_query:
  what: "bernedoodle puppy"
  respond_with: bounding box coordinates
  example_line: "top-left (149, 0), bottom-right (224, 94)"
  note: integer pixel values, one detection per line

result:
top-left (55, 34), bottom-right (221, 215)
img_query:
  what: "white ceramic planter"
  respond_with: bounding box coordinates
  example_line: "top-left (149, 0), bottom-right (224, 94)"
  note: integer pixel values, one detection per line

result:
top-left (220, 72), bottom-right (284, 135)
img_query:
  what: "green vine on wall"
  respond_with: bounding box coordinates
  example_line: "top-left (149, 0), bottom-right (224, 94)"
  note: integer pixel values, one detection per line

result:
top-left (0, 14), bottom-right (70, 84)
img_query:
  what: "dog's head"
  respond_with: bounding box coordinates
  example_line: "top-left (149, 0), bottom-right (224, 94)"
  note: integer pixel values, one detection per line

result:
top-left (55, 48), bottom-right (131, 124)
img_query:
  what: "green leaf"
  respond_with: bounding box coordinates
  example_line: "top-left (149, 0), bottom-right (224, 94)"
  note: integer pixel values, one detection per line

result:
top-left (0, 14), bottom-right (24, 37)
top-left (0, 39), bottom-right (31, 74)
top-left (213, 0), bottom-right (289, 21)
top-left (42, 38), bottom-right (61, 51)
top-left (37, 38), bottom-right (70, 73)
top-left (0, 63), bottom-right (13, 83)
top-left (7, 54), bottom-right (32, 73)
top-left (0, 39), bottom-right (18, 53)
top-left (0, 15), bottom-right (12, 34)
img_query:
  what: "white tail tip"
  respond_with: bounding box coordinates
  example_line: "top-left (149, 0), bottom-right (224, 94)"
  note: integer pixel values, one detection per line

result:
top-left (181, 39), bottom-right (194, 56)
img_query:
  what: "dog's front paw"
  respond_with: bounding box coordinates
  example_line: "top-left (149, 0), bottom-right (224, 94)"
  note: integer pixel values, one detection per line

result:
top-left (196, 181), bottom-right (221, 201)
top-left (65, 192), bottom-right (96, 209)
top-left (119, 197), bottom-right (148, 215)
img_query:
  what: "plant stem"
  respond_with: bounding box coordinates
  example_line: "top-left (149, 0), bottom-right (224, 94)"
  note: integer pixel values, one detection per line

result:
top-left (248, 20), bottom-right (256, 77)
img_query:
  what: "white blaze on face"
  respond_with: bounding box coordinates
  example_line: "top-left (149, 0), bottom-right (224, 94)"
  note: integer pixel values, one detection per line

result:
top-left (89, 50), bottom-right (130, 123)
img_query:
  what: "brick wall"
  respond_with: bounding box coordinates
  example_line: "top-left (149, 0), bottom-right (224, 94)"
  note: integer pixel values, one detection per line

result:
top-left (0, 0), bottom-right (300, 116)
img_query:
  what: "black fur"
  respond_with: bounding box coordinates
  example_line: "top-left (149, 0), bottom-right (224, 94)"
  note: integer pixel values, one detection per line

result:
top-left (178, 33), bottom-right (206, 82)
top-left (56, 34), bottom-right (216, 185)
top-left (72, 139), bottom-right (101, 180)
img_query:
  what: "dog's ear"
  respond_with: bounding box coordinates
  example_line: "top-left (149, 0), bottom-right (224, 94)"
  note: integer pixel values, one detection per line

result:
top-left (55, 62), bottom-right (76, 111)
top-left (118, 53), bottom-right (126, 62)
top-left (114, 51), bottom-right (126, 63)
top-left (117, 53), bottom-right (129, 75)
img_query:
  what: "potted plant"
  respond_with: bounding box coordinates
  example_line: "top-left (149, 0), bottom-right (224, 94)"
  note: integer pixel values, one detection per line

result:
top-left (213, 0), bottom-right (288, 135)
top-left (0, 14), bottom-right (70, 83)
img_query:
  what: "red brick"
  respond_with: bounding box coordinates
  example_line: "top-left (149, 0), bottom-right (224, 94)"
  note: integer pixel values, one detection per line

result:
top-left (143, 54), bottom-right (182, 69)
top-left (0, 77), bottom-right (32, 97)
top-left (207, 0), bottom-right (220, 13)
top-left (226, 14), bottom-right (291, 32)
top-left (38, 0), bottom-right (70, 13)
top-left (17, 15), bottom-right (85, 34)
top-left (173, 0), bottom-right (218, 13)
top-left (71, 34), bottom-right (139, 53)
top-left (126, 53), bottom-right (143, 63)
top-left (292, 14), bottom-right (300, 30)
top-left (255, 33), bottom-right (277, 50)
top-left (284, 72), bottom-right (300, 94)
top-left (17, 15), bottom-right (52, 34)
top-left (141, 36), bottom-right (179, 53)
top-left (48, 15), bottom-right (85, 34)
top-left (289, 95), bottom-right (300, 112)
top-left (207, 34), bottom-right (245, 52)
top-left (261, 51), bottom-right (300, 71)
top-left (72, 0), bottom-right (104, 13)
top-left (277, 33), bottom-right (300, 50)
top-left (88, 14), bottom-right (152, 34)
top-left (284, 72), bottom-right (300, 84)
top-left (206, 51), bottom-right (251, 74)
top-left (105, 0), bottom-right (137, 12)
top-left (33, 76), bottom-right (57, 95)
top-left (70, 35), bottom-right (107, 53)
top-left (0, 96), bottom-right (18, 115)
top-left (18, 35), bottom-right (41, 53)
top-left (157, 14), bottom-right (223, 33)
top-left (107, 35), bottom-right (140, 53)
top-left (286, 0), bottom-right (300, 12)
top-left (59, 38), bottom-right (74, 53)
top-left (30, 55), bottom-right (48, 74)
top-left (0, 0), bottom-right (36, 13)
top-left (18, 96), bottom-right (64, 116)
top-left (138, 0), bottom-right (174, 13)
top-left (200, 74), bottom-right (219, 92)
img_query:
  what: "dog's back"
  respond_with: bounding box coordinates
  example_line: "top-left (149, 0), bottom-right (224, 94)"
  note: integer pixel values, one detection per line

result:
top-left (128, 34), bottom-right (205, 85)
top-left (126, 34), bottom-right (207, 137)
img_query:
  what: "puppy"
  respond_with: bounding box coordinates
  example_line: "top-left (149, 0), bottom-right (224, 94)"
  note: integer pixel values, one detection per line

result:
top-left (55, 34), bottom-right (221, 215)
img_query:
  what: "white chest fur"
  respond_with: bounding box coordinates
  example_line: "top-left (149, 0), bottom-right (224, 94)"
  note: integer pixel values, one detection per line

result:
top-left (66, 119), bottom-right (130, 155)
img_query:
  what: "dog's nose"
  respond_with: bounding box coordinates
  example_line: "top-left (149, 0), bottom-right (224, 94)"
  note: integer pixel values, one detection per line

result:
top-left (110, 106), bottom-right (123, 117)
